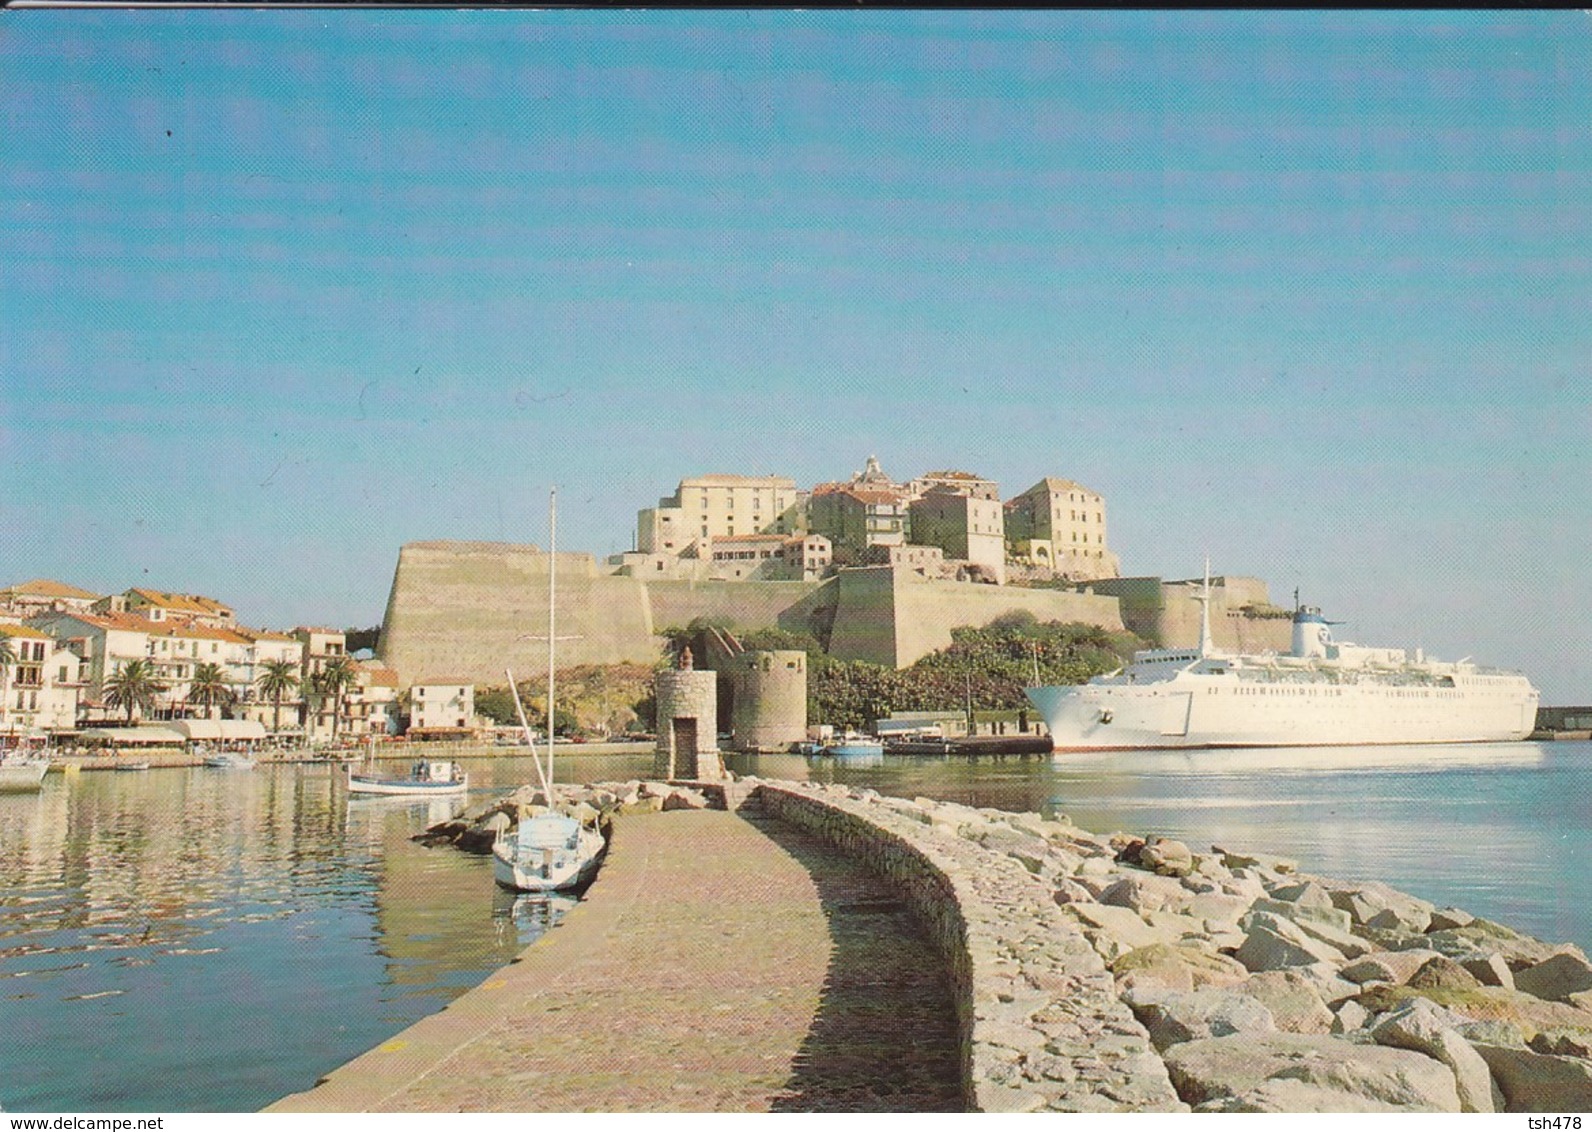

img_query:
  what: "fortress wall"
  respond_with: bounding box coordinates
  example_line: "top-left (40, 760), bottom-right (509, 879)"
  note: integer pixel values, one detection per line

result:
top-left (824, 567), bottom-right (900, 668)
top-left (827, 567), bottom-right (1127, 668)
top-left (889, 573), bottom-right (1126, 668)
top-left (643, 578), bottom-right (826, 636)
top-left (378, 542), bottom-right (659, 687)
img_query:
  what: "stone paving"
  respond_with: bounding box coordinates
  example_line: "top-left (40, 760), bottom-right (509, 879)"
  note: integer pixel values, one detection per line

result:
top-left (267, 808), bottom-right (963, 1112)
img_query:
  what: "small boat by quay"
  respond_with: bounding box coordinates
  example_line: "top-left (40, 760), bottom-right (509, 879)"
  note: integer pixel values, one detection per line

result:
top-left (202, 748), bottom-right (257, 770)
top-left (823, 731), bottom-right (885, 759)
top-left (0, 755), bottom-right (50, 792)
top-left (115, 760), bottom-right (152, 772)
top-left (347, 758), bottom-right (467, 796)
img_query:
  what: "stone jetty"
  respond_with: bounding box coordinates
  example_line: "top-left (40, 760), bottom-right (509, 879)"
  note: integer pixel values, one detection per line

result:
top-left (292, 777), bottom-right (1592, 1113)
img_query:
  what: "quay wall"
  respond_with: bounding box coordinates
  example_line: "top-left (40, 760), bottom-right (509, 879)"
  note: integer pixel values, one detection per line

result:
top-left (754, 781), bottom-right (1185, 1112)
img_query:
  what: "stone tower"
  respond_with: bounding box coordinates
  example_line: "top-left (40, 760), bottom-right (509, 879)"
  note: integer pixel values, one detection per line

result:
top-left (653, 648), bottom-right (723, 779)
top-left (731, 649), bottom-right (807, 752)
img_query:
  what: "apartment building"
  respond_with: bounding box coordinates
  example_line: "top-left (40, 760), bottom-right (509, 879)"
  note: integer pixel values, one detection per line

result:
top-left (907, 476), bottom-right (1007, 584)
top-left (0, 579), bottom-right (101, 620)
top-left (408, 677), bottom-right (475, 734)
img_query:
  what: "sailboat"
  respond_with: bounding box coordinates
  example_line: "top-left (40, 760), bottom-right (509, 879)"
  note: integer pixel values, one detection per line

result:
top-left (492, 487), bottom-right (606, 893)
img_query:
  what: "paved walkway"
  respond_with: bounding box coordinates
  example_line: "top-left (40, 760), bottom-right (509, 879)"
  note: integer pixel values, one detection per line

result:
top-left (267, 808), bottom-right (963, 1112)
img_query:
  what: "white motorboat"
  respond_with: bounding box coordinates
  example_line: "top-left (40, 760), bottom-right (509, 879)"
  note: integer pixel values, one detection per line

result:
top-left (203, 748), bottom-right (257, 770)
top-left (493, 487), bottom-right (607, 893)
top-left (0, 755), bottom-right (49, 792)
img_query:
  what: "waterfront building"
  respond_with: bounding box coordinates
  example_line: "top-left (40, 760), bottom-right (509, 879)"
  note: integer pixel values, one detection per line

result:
top-left (1003, 477), bottom-right (1121, 581)
top-left (0, 625), bottom-right (83, 735)
top-left (354, 664), bottom-right (401, 736)
top-left (295, 627), bottom-right (350, 739)
top-left (637, 474), bottom-right (806, 557)
top-left (143, 621), bottom-right (254, 716)
top-left (908, 477), bottom-right (1007, 585)
top-left (27, 610), bottom-right (159, 721)
top-left (0, 579), bottom-right (101, 620)
top-left (230, 628), bottom-right (307, 730)
top-left (407, 677), bottom-right (476, 736)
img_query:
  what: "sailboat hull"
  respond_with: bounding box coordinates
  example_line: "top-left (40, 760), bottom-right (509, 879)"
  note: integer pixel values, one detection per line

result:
top-left (492, 826), bottom-right (605, 892)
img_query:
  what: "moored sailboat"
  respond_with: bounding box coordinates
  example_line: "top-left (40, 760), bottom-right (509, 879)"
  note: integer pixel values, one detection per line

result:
top-left (492, 488), bottom-right (606, 893)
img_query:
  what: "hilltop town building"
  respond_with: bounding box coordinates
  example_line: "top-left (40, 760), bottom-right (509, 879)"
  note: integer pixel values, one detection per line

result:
top-left (637, 474), bottom-right (805, 557)
top-left (1004, 477), bottom-right (1121, 581)
top-left (908, 477), bottom-right (1007, 584)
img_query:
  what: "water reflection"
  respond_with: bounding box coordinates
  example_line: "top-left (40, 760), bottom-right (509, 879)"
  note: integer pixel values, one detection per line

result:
top-left (0, 760), bottom-right (619, 1113)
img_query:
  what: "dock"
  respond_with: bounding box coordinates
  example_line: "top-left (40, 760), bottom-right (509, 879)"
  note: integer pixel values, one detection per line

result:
top-left (267, 805), bottom-right (962, 1112)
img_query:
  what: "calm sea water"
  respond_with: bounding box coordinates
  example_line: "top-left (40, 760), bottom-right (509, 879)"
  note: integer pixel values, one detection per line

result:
top-left (1, 742), bottom-right (1587, 1112)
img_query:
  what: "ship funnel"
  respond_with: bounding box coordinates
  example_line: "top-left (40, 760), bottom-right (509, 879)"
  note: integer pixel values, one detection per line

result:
top-left (1291, 604), bottom-right (1332, 658)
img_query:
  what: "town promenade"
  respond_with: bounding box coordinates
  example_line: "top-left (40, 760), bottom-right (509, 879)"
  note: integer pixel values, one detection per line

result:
top-left (267, 803), bottom-right (964, 1112)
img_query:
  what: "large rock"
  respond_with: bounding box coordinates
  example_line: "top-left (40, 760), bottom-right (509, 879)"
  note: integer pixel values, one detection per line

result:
top-left (1163, 1032), bottom-right (1461, 1112)
top-left (1139, 836), bottom-right (1195, 877)
top-left (1422, 921), bottom-right (1569, 970)
top-left (1241, 970), bottom-right (1335, 1034)
top-left (1370, 997), bottom-right (1501, 1113)
top-left (1249, 896), bottom-right (1354, 936)
top-left (1124, 987), bottom-right (1277, 1051)
top-left (1355, 983), bottom-right (1592, 1040)
top-left (1214, 846), bottom-right (1298, 875)
top-left (1099, 873), bottom-right (1193, 915)
top-left (1185, 891), bottom-right (1253, 929)
top-left (1472, 1044), bottom-right (1592, 1112)
top-left (1514, 952), bottom-right (1592, 1004)
top-left (1060, 902), bottom-right (1175, 959)
top-left (1112, 942), bottom-right (1252, 995)
top-left (1407, 955), bottom-right (1484, 992)
top-left (1234, 915), bottom-right (1348, 972)
top-left (1342, 949), bottom-right (1445, 986)
top-left (1460, 953), bottom-right (1516, 990)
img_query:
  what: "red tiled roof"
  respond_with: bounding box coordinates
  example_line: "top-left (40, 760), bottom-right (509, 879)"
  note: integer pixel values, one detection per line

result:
top-left (126, 588), bottom-right (233, 615)
top-left (0, 625), bottom-right (51, 640)
top-left (3, 579), bottom-right (101, 600)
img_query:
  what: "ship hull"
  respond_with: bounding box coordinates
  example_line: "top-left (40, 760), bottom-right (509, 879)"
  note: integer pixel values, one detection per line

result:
top-left (1027, 676), bottom-right (1539, 752)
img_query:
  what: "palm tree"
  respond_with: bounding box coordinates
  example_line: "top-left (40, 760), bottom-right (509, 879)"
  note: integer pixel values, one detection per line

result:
top-left (257, 658), bottom-right (300, 735)
top-left (103, 658), bottom-right (167, 724)
top-left (187, 662), bottom-right (233, 720)
top-left (314, 656), bottom-right (358, 740)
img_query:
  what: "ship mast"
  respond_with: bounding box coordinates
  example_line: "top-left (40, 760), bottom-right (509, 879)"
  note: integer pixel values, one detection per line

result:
top-left (1196, 556), bottom-right (1214, 658)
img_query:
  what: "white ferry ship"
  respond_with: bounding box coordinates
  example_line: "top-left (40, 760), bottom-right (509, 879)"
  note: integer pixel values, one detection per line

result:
top-left (1026, 573), bottom-right (1539, 751)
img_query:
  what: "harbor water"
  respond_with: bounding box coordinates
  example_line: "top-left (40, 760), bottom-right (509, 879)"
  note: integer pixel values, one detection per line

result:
top-left (1, 742), bottom-right (1588, 1111)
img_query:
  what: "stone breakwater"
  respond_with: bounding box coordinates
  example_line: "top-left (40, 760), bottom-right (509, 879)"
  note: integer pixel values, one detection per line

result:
top-left (425, 778), bottom-right (1592, 1113)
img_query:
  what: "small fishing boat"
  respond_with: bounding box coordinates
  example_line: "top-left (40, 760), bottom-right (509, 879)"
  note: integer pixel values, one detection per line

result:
top-left (0, 754), bottom-right (49, 792)
top-left (493, 488), bottom-right (606, 893)
top-left (347, 756), bottom-right (467, 796)
top-left (823, 731), bottom-right (885, 759)
top-left (115, 760), bottom-right (152, 772)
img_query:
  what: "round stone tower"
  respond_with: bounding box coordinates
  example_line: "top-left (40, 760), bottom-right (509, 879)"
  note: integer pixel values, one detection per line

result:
top-left (731, 649), bottom-right (808, 752)
top-left (653, 648), bottom-right (723, 779)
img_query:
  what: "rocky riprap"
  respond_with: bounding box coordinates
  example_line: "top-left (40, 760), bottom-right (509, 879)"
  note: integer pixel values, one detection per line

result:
top-left (421, 777), bottom-right (1592, 1113)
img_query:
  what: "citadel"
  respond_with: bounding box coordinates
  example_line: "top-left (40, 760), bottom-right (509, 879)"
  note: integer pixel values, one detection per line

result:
top-left (0, 458), bottom-right (1297, 740)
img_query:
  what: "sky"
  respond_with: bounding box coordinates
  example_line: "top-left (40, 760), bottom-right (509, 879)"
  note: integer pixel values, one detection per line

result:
top-left (2, 11), bottom-right (1589, 700)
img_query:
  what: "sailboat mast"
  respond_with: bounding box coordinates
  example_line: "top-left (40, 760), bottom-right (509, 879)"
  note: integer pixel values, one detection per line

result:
top-left (547, 486), bottom-right (557, 793)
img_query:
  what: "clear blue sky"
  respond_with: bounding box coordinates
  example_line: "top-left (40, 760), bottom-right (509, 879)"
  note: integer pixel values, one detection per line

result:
top-left (3, 11), bottom-right (1588, 699)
